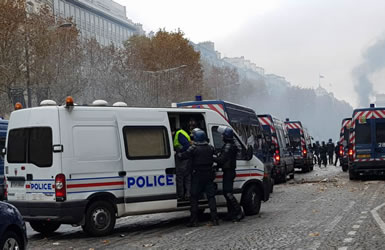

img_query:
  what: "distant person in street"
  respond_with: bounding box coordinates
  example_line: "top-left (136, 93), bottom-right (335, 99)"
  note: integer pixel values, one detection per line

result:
top-left (320, 141), bottom-right (328, 168)
top-left (178, 129), bottom-right (218, 227)
top-left (173, 127), bottom-right (192, 201)
top-left (215, 126), bottom-right (244, 222)
top-left (327, 139), bottom-right (335, 165)
top-left (312, 142), bottom-right (319, 165)
top-left (314, 141), bottom-right (320, 165)
top-left (334, 142), bottom-right (341, 166)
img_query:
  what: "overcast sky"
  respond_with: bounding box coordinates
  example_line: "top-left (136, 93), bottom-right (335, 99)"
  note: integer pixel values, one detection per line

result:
top-left (114, 0), bottom-right (385, 107)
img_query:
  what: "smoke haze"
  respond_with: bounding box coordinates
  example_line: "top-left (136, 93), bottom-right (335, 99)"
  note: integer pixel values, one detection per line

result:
top-left (353, 38), bottom-right (385, 107)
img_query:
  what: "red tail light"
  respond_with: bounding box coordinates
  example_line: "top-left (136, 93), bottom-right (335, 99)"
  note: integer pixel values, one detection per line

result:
top-left (339, 145), bottom-right (344, 156)
top-left (303, 149), bottom-right (307, 157)
top-left (55, 174), bottom-right (66, 202)
top-left (274, 149), bottom-right (280, 165)
top-left (348, 145), bottom-right (354, 161)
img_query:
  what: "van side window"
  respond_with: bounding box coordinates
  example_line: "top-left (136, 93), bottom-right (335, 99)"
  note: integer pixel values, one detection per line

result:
top-left (123, 126), bottom-right (170, 160)
top-left (7, 127), bottom-right (52, 167)
top-left (211, 126), bottom-right (247, 160)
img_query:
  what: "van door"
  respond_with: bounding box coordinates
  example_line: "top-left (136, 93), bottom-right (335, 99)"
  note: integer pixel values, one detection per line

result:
top-left (6, 108), bottom-right (61, 202)
top-left (120, 120), bottom-right (176, 214)
top-left (354, 119), bottom-right (372, 160)
top-left (374, 119), bottom-right (385, 159)
top-left (209, 124), bottom-right (253, 203)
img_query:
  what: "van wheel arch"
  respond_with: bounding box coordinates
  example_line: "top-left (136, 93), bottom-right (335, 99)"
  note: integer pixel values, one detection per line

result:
top-left (241, 180), bottom-right (265, 203)
top-left (86, 192), bottom-right (118, 214)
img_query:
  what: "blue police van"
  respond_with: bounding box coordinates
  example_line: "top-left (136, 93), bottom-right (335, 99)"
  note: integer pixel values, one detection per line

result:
top-left (349, 104), bottom-right (385, 180)
top-left (0, 119), bottom-right (8, 200)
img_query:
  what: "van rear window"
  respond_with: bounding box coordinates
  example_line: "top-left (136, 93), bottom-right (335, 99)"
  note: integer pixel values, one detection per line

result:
top-left (355, 123), bottom-right (371, 144)
top-left (7, 127), bottom-right (52, 167)
top-left (376, 122), bottom-right (385, 143)
top-left (123, 126), bottom-right (170, 159)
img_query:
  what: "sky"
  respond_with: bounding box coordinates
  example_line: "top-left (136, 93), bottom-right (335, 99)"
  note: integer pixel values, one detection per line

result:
top-left (114, 0), bottom-right (385, 107)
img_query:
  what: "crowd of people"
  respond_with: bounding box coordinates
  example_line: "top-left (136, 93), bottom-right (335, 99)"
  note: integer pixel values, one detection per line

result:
top-left (312, 139), bottom-right (341, 168)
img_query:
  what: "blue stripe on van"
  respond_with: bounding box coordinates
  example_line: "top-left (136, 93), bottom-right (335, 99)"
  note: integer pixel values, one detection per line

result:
top-left (67, 188), bottom-right (124, 194)
top-left (67, 176), bottom-right (122, 181)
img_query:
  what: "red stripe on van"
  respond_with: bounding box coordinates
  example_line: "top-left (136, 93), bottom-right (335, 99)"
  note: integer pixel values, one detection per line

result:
top-left (216, 173), bottom-right (263, 179)
top-left (67, 181), bottom-right (124, 189)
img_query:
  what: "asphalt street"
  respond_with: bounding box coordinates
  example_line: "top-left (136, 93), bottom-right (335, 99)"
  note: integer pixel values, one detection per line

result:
top-left (26, 165), bottom-right (385, 250)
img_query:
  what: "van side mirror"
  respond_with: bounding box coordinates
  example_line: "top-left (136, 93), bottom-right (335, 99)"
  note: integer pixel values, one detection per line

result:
top-left (247, 145), bottom-right (253, 161)
top-left (0, 147), bottom-right (5, 157)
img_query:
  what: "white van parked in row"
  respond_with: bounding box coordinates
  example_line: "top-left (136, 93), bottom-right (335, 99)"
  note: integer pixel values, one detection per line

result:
top-left (4, 98), bottom-right (269, 236)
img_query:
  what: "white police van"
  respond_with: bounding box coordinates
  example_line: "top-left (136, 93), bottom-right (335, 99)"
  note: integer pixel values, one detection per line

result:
top-left (4, 98), bottom-right (269, 236)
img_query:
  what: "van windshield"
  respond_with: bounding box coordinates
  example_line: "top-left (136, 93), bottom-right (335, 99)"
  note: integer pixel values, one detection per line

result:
top-left (355, 122), bottom-right (371, 144)
top-left (7, 127), bottom-right (53, 167)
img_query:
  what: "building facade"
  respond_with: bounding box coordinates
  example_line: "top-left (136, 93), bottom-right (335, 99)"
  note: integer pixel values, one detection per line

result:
top-left (52, 0), bottom-right (144, 46)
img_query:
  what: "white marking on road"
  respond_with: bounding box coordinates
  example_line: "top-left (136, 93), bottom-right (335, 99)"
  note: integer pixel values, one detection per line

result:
top-left (347, 231), bottom-right (356, 236)
top-left (325, 215), bottom-right (343, 232)
top-left (343, 201), bottom-right (356, 212)
top-left (371, 202), bottom-right (385, 235)
top-left (309, 240), bottom-right (321, 250)
top-left (343, 238), bottom-right (353, 243)
top-left (184, 228), bottom-right (200, 236)
top-left (352, 225), bottom-right (360, 229)
top-left (338, 247), bottom-right (348, 250)
top-left (360, 216), bottom-right (367, 219)
top-left (361, 211), bottom-right (368, 214)
top-left (357, 220), bottom-right (363, 224)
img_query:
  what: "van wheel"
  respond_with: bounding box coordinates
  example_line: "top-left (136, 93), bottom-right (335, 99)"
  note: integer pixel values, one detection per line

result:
top-left (0, 230), bottom-right (22, 250)
top-left (349, 170), bottom-right (358, 180)
top-left (289, 171), bottom-right (294, 180)
top-left (242, 185), bottom-right (262, 216)
top-left (282, 167), bottom-right (287, 183)
top-left (342, 165), bottom-right (348, 172)
top-left (82, 201), bottom-right (116, 236)
top-left (30, 221), bottom-right (61, 235)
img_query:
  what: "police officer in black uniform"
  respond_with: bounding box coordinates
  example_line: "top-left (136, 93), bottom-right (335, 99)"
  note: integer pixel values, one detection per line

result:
top-left (215, 127), bottom-right (244, 222)
top-left (320, 141), bottom-right (328, 168)
top-left (327, 139), bottom-right (335, 165)
top-left (178, 129), bottom-right (218, 227)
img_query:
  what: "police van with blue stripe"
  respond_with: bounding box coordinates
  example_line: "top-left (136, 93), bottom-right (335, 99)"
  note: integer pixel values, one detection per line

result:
top-left (4, 98), bottom-right (269, 236)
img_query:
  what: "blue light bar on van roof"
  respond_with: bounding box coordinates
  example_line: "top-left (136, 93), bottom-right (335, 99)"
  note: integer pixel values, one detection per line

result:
top-left (195, 95), bottom-right (202, 101)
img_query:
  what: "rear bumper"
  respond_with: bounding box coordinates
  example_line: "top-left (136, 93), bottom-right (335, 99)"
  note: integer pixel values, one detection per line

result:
top-left (7, 200), bottom-right (88, 224)
top-left (294, 159), bottom-right (305, 168)
top-left (350, 161), bottom-right (385, 175)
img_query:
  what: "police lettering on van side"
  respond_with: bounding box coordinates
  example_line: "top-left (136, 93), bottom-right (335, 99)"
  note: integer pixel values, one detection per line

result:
top-left (30, 183), bottom-right (53, 191)
top-left (127, 175), bottom-right (174, 188)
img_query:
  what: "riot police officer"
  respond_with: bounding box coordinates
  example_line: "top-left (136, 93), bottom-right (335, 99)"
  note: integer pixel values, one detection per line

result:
top-left (215, 127), bottom-right (244, 222)
top-left (320, 141), bottom-right (328, 168)
top-left (178, 129), bottom-right (218, 227)
top-left (327, 139), bottom-right (335, 165)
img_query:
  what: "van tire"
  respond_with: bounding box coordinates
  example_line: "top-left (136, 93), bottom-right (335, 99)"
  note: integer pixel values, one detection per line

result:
top-left (242, 185), bottom-right (262, 216)
top-left (289, 171), bottom-right (294, 180)
top-left (342, 165), bottom-right (348, 172)
top-left (0, 230), bottom-right (22, 250)
top-left (30, 221), bottom-right (61, 235)
top-left (349, 170), bottom-right (358, 180)
top-left (82, 201), bottom-right (116, 236)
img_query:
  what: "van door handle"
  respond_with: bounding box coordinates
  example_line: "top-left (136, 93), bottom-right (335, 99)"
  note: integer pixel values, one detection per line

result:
top-left (118, 171), bottom-right (126, 177)
top-left (165, 168), bottom-right (176, 175)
